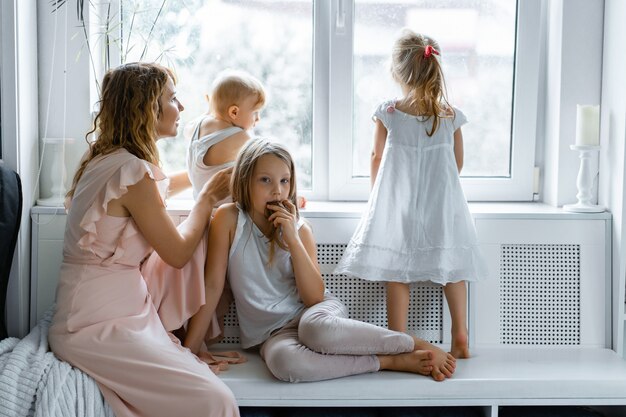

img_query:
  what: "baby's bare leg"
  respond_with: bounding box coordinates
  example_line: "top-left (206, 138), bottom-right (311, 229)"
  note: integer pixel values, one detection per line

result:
top-left (443, 281), bottom-right (469, 359)
top-left (386, 282), bottom-right (410, 332)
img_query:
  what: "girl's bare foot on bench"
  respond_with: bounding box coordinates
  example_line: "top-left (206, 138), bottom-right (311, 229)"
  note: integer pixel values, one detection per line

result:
top-left (378, 350), bottom-right (433, 376)
top-left (413, 337), bottom-right (456, 381)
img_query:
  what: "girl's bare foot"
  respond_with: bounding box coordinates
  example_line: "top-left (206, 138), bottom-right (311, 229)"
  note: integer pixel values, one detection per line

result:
top-left (451, 329), bottom-right (470, 359)
top-left (413, 336), bottom-right (456, 381)
top-left (378, 350), bottom-right (433, 376)
top-left (431, 353), bottom-right (456, 381)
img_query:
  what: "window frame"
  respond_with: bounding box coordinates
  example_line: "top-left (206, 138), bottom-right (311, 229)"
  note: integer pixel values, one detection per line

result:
top-left (327, 0), bottom-right (543, 201)
top-left (106, 0), bottom-right (543, 202)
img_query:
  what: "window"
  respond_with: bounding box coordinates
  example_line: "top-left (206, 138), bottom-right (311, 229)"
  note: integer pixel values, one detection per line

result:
top-left (110, 0), bottom-right (541, 201)
top-left (118, 0), bottom-right (313, 196)
top-left (328, 0), bottom-right (541, 200)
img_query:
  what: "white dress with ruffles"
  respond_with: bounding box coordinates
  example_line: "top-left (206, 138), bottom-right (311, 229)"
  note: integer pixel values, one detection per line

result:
top-left (335, 100), bottom-right (488, 285)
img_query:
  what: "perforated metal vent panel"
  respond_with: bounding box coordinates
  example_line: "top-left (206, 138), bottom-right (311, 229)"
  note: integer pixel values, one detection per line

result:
top-left (220, 243), bottom-right (444, 344)
top-left (318, 244), bottom-right (443, 343)
top-left (500, 244), bottom-right (581, 345)
top-left (220, 303), bottom-right (241, 344)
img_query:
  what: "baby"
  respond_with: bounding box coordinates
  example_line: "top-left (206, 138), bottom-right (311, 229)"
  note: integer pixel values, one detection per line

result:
top-left (186, 69), bottom-right (266, 204)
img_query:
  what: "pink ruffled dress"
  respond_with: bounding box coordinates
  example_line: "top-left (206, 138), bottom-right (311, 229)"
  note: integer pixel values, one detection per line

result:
top-left (48, 149), bottom-right (239, 417)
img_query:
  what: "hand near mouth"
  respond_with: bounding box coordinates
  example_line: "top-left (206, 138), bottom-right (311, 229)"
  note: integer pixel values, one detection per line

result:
top-left (266, 199), bottom-right (299, 246)
top-left (264, 200), bottom-right (284, 219)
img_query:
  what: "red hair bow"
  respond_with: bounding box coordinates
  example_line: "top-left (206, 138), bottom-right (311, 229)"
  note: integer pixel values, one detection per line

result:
top-left (423, 45), bottom-right (440, 59)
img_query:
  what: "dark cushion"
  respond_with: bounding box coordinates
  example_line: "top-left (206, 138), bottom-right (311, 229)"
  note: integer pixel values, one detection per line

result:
top-left (0, 164), bottom-right (23, 339)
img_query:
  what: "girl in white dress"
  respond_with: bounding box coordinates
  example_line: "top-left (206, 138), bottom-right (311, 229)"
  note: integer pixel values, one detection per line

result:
top-left (186, 138), bottom-right (457, 382)
top-left (335, 29), bottom-right (489, 359)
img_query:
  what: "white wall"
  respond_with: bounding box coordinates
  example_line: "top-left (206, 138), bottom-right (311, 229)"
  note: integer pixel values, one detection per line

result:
top-left (37, 0), bottom-right (92, 195)
top-left (599, 0), bottom-right (626, 355)
top-left (542, 0), bottom-right (603, 207)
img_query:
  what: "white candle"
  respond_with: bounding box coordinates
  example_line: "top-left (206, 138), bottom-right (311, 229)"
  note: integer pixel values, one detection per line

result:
top-left (575, 104), bottom-right (600, 146)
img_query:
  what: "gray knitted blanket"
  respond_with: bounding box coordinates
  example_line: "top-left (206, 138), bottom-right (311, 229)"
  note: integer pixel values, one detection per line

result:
top-left (0, 308), bottom-right (114, 417)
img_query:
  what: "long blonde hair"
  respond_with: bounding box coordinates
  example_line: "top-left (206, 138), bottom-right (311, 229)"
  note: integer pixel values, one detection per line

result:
top-left (67, 62), bottom-right (175, 198)
top-left (391, 29), bottom-right (452, 136)
top-left (231, 138), bottom-right (299, 262)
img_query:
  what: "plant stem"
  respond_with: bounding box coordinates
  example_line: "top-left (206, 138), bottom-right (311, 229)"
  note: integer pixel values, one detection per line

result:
top-left (124, 9), bottom-right (137, 62)
top-left (50, 0), bottom-right (84, 24)
top-left (81, 19), bottom-right (101, 95)
top-left (140, 0), bottom-right (167, 61)
top-left (104, 2), bottom-right (111, 71)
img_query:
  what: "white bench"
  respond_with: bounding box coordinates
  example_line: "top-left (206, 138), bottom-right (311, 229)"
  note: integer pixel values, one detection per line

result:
top-left (215, 280), bottom-right (626, 417)
top-left (30, 204), bottom-right (626, 416)
top-left (217, 344), bottom-right (626, 411)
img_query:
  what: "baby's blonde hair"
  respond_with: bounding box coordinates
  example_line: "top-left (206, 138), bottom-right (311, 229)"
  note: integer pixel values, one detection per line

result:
top-left (231, 138), bottom-right (299, 263)
top-left (209, 70), bottom-right (266, 117)
top-left (391, 29), bottom-right (452, 136)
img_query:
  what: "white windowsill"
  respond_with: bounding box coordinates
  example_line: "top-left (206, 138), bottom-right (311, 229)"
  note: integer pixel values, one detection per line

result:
top-left (31, 201), bottom-right (612, 220)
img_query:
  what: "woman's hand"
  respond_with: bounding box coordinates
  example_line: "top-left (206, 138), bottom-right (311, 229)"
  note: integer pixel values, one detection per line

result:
top-left (267, 199), bottom-right (299, 248)
top-left (198, 166), bottom-right (232, 207)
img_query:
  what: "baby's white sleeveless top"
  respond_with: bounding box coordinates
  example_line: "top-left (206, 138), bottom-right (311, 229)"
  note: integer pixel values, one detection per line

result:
top-left (228, 205), bottom-right (306, 348)
top-left (186, 118), bottom-right (242, 201)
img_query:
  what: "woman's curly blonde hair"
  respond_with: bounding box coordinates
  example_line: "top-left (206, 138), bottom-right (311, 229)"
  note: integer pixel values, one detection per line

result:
top-left (67, 62), bottom-right (175, 198)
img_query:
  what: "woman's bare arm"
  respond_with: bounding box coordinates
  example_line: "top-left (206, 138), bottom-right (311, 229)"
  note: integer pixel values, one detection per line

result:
top-left (118, 168), bottom-right (231, 268)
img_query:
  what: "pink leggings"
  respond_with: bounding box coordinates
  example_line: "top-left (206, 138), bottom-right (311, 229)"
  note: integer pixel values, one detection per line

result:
top-left (260, 295), bottom-right (414, 382)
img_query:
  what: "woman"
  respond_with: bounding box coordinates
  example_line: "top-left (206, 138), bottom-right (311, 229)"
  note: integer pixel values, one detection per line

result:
top-left (48, 62), bottom-right (239, 417)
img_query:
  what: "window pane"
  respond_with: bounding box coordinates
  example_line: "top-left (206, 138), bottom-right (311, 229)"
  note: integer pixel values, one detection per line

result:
top-left (120, 0), bottom-right (314, 190)
top-left (353, 0), bottom-right (516, 178)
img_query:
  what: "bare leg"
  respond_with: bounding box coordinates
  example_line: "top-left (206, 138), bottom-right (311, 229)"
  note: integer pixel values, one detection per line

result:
top-left (386, 282), bottom-right (410, 332)
top-left (296, 296), bottom-right (454, 382)
top-left (385, 283), bottom-right (456, 380)
top-left (184, 304), bottom-right (213, 354)
top-left (443, 281), bottom-right (469, 359)
top-left (262, 312), bottom-right (435, 382)
top-left (184, 237), bottom-right (226, 355)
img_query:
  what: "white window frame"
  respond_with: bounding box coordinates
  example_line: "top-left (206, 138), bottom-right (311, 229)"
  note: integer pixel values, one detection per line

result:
top-left (309, 0), bottom-right (331, 201)
top-left (103, 0), bottom-right (542, 202)
top-left (327, 0), bottom-right (543, 201)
